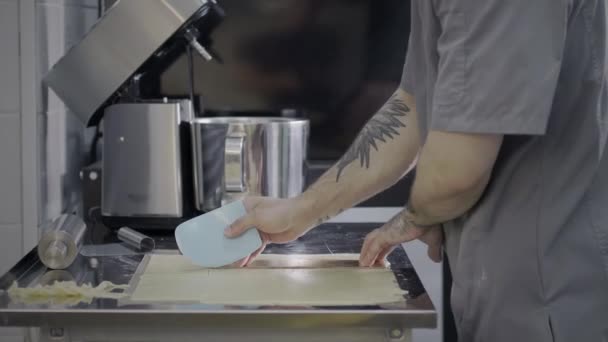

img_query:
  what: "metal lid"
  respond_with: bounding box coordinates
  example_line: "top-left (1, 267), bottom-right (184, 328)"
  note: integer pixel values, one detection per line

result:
top-left (43, 0), bottom-right (224, 126)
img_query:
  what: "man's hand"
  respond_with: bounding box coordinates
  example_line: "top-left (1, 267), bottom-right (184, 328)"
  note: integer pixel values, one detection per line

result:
top-left (224, 196), bottom-right (312, 266)
top-left (359, 211), bottom-right (443, 267)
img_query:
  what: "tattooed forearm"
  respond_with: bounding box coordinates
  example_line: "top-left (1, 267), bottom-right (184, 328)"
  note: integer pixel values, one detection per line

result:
top-left (336, 93), bottom-right (410, 181)
top-left (295, 91), bottom-right (418, 230)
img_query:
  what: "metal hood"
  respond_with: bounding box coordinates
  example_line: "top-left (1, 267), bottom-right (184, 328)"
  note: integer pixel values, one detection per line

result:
top-left (43, 0), bottom-right (223, 126)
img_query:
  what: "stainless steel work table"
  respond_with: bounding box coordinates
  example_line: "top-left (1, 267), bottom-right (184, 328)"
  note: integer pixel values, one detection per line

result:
top-left (0, 223), bottom-right (436, 342)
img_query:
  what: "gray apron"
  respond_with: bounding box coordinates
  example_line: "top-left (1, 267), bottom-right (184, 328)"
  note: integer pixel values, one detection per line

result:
top-left (401, 0), bottom-right (608, 340)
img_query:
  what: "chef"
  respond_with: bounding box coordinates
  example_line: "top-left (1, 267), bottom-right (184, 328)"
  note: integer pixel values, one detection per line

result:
top-left (226, 0), bottom-right (608, 340)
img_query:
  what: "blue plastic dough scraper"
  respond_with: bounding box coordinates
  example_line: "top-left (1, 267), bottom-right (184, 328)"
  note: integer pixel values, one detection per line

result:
top-left (175, 200), bottom-right (262, 268)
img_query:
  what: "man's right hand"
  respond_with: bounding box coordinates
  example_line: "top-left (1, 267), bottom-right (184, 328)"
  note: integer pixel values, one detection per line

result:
top-left (224, 196), bottom-right (312, 266)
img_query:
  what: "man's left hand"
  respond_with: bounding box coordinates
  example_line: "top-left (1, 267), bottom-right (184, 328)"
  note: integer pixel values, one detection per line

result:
top-left (359, 211), bottom-right (443, 267)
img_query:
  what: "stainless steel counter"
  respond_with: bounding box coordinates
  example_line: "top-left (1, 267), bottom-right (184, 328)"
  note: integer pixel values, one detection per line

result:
top-left (0, 223), bottom-right (435, 342)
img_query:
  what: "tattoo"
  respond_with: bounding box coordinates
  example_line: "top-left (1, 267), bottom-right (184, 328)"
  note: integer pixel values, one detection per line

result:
top-left (404, 204), bottom-right (437, 228)
top-left (336, 93), bottom-right (410, 182)
top-left (385, 211), bottom-right (410, 234)
top-left (383, 208), bottom-right (435, 242)
top-left (394, 214), bottom-right (408, 233)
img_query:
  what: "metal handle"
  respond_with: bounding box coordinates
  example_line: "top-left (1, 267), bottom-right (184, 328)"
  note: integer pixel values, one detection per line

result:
top-left (224, 136), bottom-right (246, 192)
top-left (184, 28), bottom-right (213, 61)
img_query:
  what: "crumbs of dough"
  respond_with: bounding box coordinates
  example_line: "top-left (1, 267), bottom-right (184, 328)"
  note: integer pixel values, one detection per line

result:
top-left (7, 281), bottom-right (129, 306)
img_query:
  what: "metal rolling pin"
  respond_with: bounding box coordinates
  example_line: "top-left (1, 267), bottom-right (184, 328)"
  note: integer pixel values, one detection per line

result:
top-left (117, 227), bottom-right (155, 251)
top-left (38, 214), bottom-right (87, 270)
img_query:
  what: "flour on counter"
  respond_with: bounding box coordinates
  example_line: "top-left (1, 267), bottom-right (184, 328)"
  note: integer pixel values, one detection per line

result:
top-left (7, 280), bottom-right (129, 306)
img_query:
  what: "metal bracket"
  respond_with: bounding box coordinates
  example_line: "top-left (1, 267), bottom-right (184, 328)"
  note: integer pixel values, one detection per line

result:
top-left (40, 327), bottom-right (70, 342)
top-left (386, 327), bottom-right (409, 341)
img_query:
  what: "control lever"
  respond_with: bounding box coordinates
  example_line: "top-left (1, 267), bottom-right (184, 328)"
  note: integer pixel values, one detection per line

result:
top-left (184, 27), bottom-right (213, 62)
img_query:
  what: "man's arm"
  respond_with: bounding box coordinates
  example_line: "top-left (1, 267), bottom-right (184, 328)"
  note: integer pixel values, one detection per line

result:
top-left (225, 87), bottom-right (422, 250)
top-left (359, 131), bottom-right (503, 266)
top-left (408, 131), bottom-right (502, 225)
top-left (294, 87), bottom-right (422, 228)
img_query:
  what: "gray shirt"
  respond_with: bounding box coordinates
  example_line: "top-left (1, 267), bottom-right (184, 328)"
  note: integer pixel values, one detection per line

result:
top-left (401, 0), bottom-right (608, 341)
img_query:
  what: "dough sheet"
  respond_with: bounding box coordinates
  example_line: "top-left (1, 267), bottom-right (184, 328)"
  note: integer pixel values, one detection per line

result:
top-left (129, 254), bottom-right (406, 306)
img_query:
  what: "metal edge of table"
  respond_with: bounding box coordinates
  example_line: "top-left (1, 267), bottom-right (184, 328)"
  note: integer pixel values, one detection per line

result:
top-left (0, 223), bottom-right (437, 330)
top-left (0, 308), bottom-right (436, 329)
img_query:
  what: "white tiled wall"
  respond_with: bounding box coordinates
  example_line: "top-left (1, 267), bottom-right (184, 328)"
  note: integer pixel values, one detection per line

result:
top-left (0, 116), bottom-right (23, 227)
top-left (1, 0), bottom-right (98, 238)
top-left (0, 0), bottom-right (20, 115)
top-left (0, 225), bottom-right (22, 275)
top-left (0, 1), bottom-right (23, 340)
top-left (0, 0), bottom-right (98, 339)
top-left (0, 4), bottom-right (23, 342)
top-left (0, 0), bottom-right (23, 277)
top-left (0, 334), bottom-right (25, 342)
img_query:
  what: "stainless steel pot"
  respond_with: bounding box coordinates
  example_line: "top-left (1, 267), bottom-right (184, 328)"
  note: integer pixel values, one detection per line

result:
top-left (191, 117), bottom-right (309, 211)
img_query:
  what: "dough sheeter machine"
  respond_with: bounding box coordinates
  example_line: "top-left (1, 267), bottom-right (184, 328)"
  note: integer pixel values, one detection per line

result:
top-left (0, 1), bottom-right (436, 340)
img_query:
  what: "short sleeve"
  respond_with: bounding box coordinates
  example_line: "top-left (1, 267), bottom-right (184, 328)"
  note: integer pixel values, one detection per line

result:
top-left (400, 1), bottom-right (418, 94)
top-left (431, 0), bottom-right (569, 135)
top-left (400, 35), bottom-right (416, 94)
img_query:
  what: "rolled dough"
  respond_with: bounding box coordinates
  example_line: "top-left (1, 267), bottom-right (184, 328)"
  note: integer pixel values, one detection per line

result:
top-left (128, 254), bottom-right (405, 306)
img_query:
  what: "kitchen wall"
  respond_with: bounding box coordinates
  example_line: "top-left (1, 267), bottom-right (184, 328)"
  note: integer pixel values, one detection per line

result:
top-left (0, 0), bottom-right (25, 285)
top-left (0, 0), bottom-right (98, 340)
